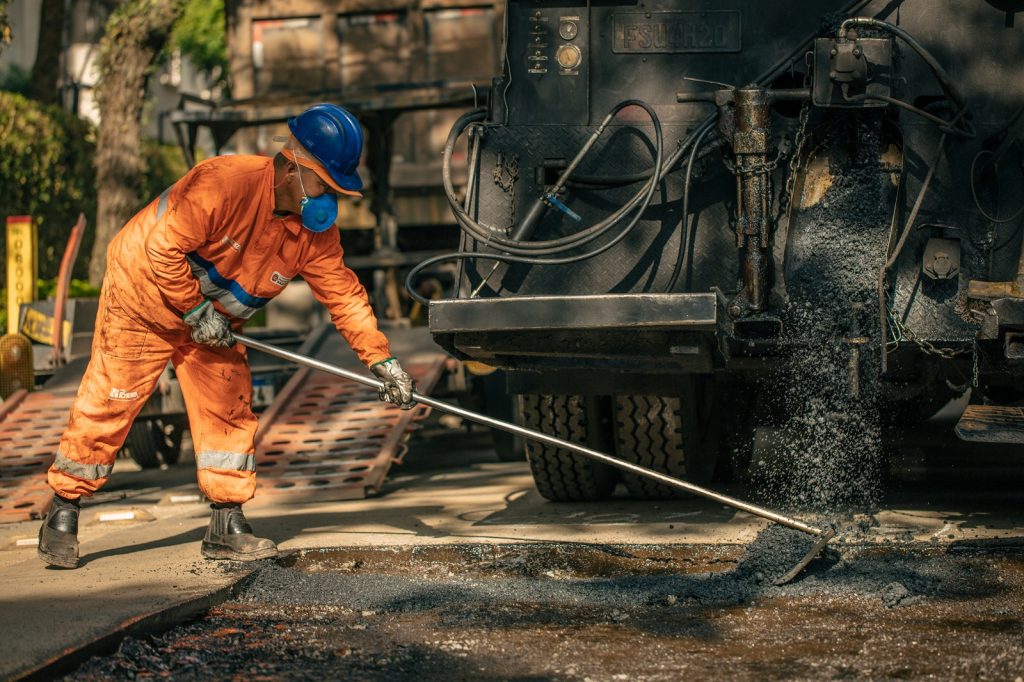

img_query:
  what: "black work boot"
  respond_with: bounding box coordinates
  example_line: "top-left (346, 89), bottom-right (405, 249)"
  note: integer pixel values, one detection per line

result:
top-left (201, 503), bottom-right (278, 561)
top-left (38, 494), bottom-right (81, 568)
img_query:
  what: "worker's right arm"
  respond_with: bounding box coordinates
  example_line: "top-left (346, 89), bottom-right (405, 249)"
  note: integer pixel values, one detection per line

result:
top-left (142, 169), bottom-right (215, 317)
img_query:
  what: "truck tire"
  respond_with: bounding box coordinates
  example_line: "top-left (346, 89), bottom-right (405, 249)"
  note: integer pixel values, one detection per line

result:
top-left (121, 420), bottom-right (160, 469)
top-left (121, 418), bottom-right (184, 469)
top-left (521, 394), bottom-right (618, 501)
top-left (151, 417), bottom-right (184, 467)
top-left (613, 385), bottom-right (719, 499)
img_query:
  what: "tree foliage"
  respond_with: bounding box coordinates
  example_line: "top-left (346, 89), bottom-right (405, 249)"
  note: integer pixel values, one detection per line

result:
top-left (0, 92), bottom-right (97, 282)
top-left (171, 0), bottom-right (227, 81)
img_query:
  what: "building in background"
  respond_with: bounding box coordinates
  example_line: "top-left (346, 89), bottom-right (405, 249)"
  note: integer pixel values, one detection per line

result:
top-left (165, 0), bottom-right (505, 318)
top-left (0, 0), bottom-right (40, 80)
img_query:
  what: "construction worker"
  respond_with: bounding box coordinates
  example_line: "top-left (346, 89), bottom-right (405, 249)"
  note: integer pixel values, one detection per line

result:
top-left (38, 103), bottom-right (415, 569)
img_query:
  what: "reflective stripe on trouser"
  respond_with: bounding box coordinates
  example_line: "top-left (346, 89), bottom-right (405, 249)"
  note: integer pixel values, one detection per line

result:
top-left (49, 286), bottom-right (259, 504)
top-left (173, 336), bottom-right (258, 504)
top-left (48, 289), bottom-right (170, 499)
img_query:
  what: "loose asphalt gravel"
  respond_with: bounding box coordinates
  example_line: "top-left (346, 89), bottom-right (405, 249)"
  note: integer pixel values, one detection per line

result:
top-left (65, 526), bottom-right (1024, 681)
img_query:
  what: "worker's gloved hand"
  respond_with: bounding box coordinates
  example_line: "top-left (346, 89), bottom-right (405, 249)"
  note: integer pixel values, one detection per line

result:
top-left (183, 300), bottom-right (234, 348)
top-left (371, 357), bottom-right (416, 409)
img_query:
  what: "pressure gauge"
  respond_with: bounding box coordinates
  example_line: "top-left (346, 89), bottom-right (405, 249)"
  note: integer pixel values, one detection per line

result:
top-left (559, 20), bottom-right (578, 41)
top-left (555, 44), bottom-right (582, 70)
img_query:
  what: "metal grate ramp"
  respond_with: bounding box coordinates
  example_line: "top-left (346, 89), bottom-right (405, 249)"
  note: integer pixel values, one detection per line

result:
top-left (251, 356), bottom-right (446, 504)
top-left (0, 387), bottom-right (78, 522)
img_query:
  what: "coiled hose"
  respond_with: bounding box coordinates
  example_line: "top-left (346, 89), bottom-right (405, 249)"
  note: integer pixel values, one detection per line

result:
top-left (406, 99), bottom-right (670, 304)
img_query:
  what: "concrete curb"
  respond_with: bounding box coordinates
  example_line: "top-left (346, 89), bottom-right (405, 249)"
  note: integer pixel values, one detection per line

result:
top-left (13, 570), bottom-right (254, 681)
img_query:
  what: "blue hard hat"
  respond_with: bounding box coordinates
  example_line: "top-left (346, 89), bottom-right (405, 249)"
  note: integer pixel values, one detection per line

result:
top-left (287, 103), bottom-right (364, 192)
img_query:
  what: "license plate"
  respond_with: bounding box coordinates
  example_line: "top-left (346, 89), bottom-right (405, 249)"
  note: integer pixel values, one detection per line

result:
top-left (612, 10), bottom-right (741, 54)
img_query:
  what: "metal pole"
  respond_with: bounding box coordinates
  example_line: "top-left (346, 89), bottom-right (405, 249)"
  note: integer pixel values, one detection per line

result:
top-left (235, 334), bottom-right (826, 538)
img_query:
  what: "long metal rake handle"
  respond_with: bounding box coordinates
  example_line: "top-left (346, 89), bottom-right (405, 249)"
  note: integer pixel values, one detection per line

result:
top-left (235, 334), bottom-right (828, 538)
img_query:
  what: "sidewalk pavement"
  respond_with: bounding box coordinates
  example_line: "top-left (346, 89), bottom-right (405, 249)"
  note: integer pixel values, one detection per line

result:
top-left (0, 428), bottom-right (763, 680)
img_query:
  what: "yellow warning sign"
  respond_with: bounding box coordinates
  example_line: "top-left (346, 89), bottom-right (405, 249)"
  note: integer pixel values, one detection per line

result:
top-left (20, 307), bottom-right (71, 347)
top-left (6, 216), bottom-right (38, 335)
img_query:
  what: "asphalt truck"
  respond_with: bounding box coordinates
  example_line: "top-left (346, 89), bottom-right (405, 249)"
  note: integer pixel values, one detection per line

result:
top-left (423, 0), bottom-right (1024, 500)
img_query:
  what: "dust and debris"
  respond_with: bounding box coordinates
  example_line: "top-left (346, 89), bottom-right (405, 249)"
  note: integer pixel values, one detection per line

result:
top-left (753, 114), bottom-right (894, 512)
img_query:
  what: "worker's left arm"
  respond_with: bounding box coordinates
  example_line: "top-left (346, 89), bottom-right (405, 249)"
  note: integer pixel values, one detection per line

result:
top-left (301, 232), bottom-right (416, 408)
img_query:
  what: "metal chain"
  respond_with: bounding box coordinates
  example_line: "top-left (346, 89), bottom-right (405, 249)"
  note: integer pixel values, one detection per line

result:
top-left (971, 341), bottom-right (980, 387)
top-left (884, 301), bottom-right (968, 359)
top-left (493, 152), bottom-right (519, 192)
top-left (778, 99), bottom-right (812, 220)
top-left (723, 148), bottom-right (786, 177)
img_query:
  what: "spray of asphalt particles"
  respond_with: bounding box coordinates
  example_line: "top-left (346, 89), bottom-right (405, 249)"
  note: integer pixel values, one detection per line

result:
top-left (750, 113), bottom-right (892, 512)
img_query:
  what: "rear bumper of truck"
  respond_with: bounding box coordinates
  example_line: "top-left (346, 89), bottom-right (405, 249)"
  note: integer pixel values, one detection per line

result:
top-left (428, 293), bottom-right (721, 394)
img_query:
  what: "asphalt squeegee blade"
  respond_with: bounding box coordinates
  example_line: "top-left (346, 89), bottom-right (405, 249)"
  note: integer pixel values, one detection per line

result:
top-left (233, 333), bottom-right (834, 584)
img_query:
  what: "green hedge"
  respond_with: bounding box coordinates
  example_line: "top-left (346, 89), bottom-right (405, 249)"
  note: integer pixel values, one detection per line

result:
top-left (0, 91), bottom-right (96, 282)
top-left (0, 92), bottom-right (190, 287)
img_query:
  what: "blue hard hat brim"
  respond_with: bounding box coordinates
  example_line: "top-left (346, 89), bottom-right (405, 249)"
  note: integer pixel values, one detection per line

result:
top-left (286, 118), bottom-right (364, 192)
top-left (335, 169), bottom-right (363, 192)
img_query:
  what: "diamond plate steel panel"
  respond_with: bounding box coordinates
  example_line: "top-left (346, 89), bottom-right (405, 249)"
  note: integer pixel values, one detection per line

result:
top-left (251, 357), bottom-right (446, 504)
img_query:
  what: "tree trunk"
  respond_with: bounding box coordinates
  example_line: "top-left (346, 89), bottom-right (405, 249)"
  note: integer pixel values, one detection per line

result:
top-left (28, 0), bottom-right (64, 104)
top-left (89, 0), bottom-right (183, 287)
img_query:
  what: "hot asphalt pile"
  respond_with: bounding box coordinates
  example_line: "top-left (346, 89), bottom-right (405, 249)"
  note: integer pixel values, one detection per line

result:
top-left (65, 528), bottom-right (1024, 680)
top-left (233, 526), bottom-right (1011, 609)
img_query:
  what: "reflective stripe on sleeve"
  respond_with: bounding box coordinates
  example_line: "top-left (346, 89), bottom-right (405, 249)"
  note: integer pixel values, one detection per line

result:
top-left (52, 453), bottom-right (114, 480)
top-left (156, 186), bottom-right (172, 220)
top-left (185, 253), bottom-right (270, 319)
top-left (196, 450), bottom-right (256, 472)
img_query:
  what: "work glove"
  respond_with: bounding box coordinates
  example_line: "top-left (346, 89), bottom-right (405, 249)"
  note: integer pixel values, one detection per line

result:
top-left (183, 300), bottom-right (234, 348)
top-left (370, 357), bottom-right (416, 410)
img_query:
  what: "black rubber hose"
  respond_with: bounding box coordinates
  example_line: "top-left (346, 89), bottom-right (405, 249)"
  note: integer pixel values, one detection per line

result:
top-left (567, 139), bottom-right (727, 188)
top-left (665, 124), bottom-right (715, 293)
top-left (408, 106), bottom-right (670, 305)
top-left (839, 17), bottom-right (967, 113)
top-left (842, 93), bottom-right (974, 138)
top-left (441, 100), bottom-right (664, 255)
top-left (408, 122), bottom-right (716, 305)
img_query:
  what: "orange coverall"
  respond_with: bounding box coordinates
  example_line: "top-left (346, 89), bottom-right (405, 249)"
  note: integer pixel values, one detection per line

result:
top-left (48, 156), bottom-right (392, 504)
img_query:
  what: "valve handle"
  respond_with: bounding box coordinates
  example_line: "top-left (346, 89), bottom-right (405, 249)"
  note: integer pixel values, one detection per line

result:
top-left (545, 193), bottom-right (581, 222)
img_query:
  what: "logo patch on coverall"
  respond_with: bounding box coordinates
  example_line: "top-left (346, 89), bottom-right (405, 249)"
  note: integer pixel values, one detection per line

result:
top-left (109, 388), bottom-right (140, 401)
top-left (270, 271), bottom-right (291, 287)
